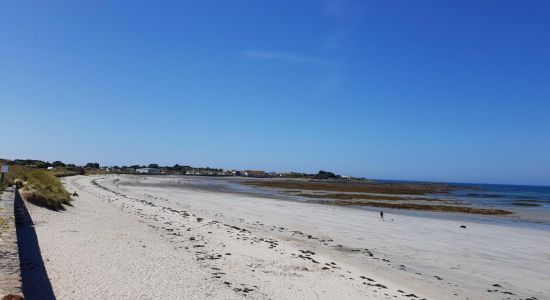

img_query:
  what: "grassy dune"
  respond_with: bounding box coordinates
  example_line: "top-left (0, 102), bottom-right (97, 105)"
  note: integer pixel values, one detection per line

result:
top-left (6, 165), bottom-right (72, 210)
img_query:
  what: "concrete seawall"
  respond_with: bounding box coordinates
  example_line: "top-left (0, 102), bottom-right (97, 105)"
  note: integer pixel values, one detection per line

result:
top-left (0, 187), bottom-right (22, 297)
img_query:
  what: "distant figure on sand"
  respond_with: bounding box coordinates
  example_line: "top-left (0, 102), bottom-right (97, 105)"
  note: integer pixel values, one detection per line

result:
top-left (380, 211), bottom-right (384, 220)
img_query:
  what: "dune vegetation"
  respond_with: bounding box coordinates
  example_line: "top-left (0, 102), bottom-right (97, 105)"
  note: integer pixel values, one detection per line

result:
top-left (5, 165), bottom-right (72, 210)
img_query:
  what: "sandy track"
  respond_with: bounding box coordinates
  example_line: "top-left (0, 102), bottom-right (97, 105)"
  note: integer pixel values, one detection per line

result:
top-left (26, 175), bottom-right (550, 299)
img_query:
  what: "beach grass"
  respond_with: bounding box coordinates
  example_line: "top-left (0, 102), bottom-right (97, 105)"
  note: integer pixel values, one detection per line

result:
top-left (84, 169), bottom-right (112, 175)
top-left (47, 168), bottom-right (78, 178)
top-left (6, 165), bottom-right (72, 210)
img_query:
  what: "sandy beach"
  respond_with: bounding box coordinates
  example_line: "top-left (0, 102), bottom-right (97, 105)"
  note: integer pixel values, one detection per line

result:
top-left (25, 175), bottom-right (549, 299)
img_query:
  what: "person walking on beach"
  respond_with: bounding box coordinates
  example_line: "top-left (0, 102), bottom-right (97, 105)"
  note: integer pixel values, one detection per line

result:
top-left (380, 211), bottom-right (384, 220)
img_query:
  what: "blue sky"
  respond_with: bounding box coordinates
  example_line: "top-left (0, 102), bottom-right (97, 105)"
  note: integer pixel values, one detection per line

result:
top-left (1, 1), bottom-right (549, 185)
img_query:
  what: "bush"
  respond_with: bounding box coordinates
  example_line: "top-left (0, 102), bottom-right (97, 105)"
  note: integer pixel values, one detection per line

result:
top-left (315, 170), bottom-right (338, 179)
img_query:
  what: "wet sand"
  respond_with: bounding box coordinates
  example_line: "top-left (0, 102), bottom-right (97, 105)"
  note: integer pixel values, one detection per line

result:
top-left (26, 175), bottom-right (550, 299)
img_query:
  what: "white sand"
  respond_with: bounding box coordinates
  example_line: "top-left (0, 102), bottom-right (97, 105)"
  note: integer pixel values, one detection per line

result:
top-left (26, 175), bottom-right (550, 299)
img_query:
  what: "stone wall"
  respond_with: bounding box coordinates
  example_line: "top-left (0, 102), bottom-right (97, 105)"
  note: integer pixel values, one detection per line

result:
top-left (0, 187), bottom-right (22, 297)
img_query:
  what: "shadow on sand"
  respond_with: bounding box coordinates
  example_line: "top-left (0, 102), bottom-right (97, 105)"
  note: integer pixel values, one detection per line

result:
top-left (14, 190), bottom-right (56, 300)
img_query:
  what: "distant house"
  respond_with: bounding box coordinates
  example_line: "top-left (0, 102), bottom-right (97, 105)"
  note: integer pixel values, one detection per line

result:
top-left (222, 169), bottom-right (237, 176)
top-left (136, 168), bottom-right (159, 174)
top-left (244, 170), bottom-right (266, 177)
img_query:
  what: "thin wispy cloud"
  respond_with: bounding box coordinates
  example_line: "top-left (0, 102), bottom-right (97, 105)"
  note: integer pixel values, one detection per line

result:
top-left (242, 50), bottom-right (334, 66)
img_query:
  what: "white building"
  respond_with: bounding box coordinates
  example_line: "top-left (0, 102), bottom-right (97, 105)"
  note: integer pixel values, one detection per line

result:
top-left (136, 168), bottom-right (159, 174)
